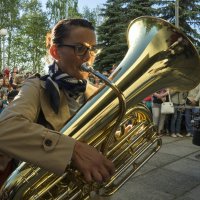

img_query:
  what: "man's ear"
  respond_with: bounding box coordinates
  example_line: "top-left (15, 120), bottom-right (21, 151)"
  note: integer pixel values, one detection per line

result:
top-left (49, 44), bottom-right (60, 60)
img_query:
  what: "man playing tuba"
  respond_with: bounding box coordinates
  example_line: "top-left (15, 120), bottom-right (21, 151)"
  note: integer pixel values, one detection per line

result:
top-left (0, 19), bottom-right (115, 198)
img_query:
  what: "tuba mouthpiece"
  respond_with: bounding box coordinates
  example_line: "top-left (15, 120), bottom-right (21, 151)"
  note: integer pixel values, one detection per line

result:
top-left (80, 63), bottom-right (92, 72)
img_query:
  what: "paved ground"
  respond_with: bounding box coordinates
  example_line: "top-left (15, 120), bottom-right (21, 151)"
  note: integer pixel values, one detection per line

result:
top-left (110, 136), bottom-right (200, 200)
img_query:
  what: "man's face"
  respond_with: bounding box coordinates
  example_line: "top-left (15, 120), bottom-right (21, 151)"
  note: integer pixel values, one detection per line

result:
top-left (55, 27), bottom-right (96, 80)
top-left (4, 78), bottom-right (9, 86)
top-left (0, 79), bottom-right (3, 86)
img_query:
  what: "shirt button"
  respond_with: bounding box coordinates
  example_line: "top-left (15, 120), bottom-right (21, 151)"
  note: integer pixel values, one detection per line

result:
top-left (45, 139), bottom-right (52, 146)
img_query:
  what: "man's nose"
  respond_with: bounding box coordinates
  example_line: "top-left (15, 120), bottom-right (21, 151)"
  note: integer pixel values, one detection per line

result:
top-left (81, 51), bottom-right (91, 62)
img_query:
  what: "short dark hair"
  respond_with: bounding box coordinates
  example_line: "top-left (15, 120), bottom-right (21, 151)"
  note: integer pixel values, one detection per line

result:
top-left (34, 72), bottom-right (41, 78)
top-left (7, 90), bottom-right (19, 100)
top-left (51, 18), bottom-right (95, 45)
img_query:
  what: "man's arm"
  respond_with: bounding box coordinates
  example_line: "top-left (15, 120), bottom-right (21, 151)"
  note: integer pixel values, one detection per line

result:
top-left (194, 84), bottom-right (200, 102)
top-left (0, 78), bottom-right (115, 182)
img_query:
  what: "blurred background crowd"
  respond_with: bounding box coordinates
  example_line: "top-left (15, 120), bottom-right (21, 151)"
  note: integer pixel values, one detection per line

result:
top-left (1, 64), bottom-right (200, 140)
top-left (0, 62), bottom-right (200, 189)
top-left (89, 66), bottom-right (200, 139)
top-left (0, 67), bottom-right (39, 113)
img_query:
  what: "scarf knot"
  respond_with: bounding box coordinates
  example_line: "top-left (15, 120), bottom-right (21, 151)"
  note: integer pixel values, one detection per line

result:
top-left (41, 62), bottom-right (87, 114)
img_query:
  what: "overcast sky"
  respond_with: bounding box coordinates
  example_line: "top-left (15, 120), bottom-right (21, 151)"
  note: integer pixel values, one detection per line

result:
top-left (40, 0), bottom-right (106, 11)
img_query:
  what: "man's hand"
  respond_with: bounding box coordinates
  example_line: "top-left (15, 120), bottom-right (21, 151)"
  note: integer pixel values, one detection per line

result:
top-left (71, 141), bottom-right (115, 183)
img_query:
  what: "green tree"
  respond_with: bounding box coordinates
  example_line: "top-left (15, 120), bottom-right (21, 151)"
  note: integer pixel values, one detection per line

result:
top-left (154, 0), bottom-right (200, 51)
top-left (9, 0), bottom-right (49, 73)
top-left (68, 0), bottom-right (81, 18)
top-left (0, 0), bottom-right (21, 71)
top-left (81, 7), bottom-right (97, 28)
top-left (46, 0), bottom-right (81, 27)
top-left (96, 0), bottom-right (156, 71)
top-left (95, 0), bottom-right (127, 71)
top-left (81, 6), bottom-right (104, 28)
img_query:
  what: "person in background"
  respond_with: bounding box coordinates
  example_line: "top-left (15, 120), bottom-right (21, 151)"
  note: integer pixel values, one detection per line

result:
top-left (108, 63), bottom-right (117, 74)
top-left (24, 71), bottom-right (32, 79)
top-left (0, 89), bottom-right (19, 188)
top-left (152, 89), bottom-right (169, 135)
top-left (169, 90), bottom-right (187, 138)
top-left (185, 83), bottom-right (200, 137)
top-left (0, 75), bottom-right (9, 111)
top-left (5, 77), bottom-right (13, 93)
top-left (3, 68), bottom-right (10, 79)
top-left (12, 74), bottom-right (25, 90)
top-left (102, 71), bottom-right (109, 77)
top-left (9, 72), bottom-right (14, 86)
top-left (0, 94), bottom-right (8, 112)
top-left (0, 18), bottom-right (115, 197)
top-left (34, 72), bottom-right (41, 79)
top-left (0, 76), bottom-right (9, 98)
top-left (143, 95), bottom-right (152, 112)
top-left (93, 75), bottom-right (101, 87)
top-left (0, 99), bottom-right (4, 114)
top-left (0, 74), bottom-right (4, 99)
top-left (192, 112), bottom-right (200, 146)
top-left (7, 89), bottom-right (19, 104)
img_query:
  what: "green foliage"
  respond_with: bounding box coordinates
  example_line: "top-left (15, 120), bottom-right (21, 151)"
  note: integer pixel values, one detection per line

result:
top-left (0, 0), bottom-right (49, 73)
top-left (81, 7), bottom-right (96, 27)
top-left (1, 0), bottom-right (199, 73)
top-left (0, 0), bottom-right (21, 71)
top-left (95, 0), bottom-right (200, 71)
top-left (0, 0), bottom-right (100, 74)
top-left (46, 0), bottom-right (81, 27)
top-left (154, 0), bottom-right (200, 51)
top-left (0, 0), bottom-right (21, 28)
top-left (10, 0), bottom-right (49, 73)
top-left (96, 0), bottom-right (156, 71)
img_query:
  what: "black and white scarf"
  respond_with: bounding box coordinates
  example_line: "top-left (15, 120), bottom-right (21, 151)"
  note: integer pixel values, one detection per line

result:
top-left (41, 62), bottom-right (87, 114)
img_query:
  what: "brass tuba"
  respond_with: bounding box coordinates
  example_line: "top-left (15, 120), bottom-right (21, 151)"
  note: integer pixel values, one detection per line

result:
top-left (1, 16), bottom-right (200, 200)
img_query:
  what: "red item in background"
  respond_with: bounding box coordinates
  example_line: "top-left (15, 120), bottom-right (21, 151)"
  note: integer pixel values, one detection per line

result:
top-left (3, 68), bottom-right (10, 78)
top-left (144, 96), bottom-right (152, 101)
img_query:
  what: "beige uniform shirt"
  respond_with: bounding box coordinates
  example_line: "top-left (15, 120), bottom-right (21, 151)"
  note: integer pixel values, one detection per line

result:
top-left (0, 78), bottom-right (97, 175)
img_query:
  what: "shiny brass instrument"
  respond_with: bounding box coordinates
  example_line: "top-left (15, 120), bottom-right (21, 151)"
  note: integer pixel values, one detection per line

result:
top-left (1, 16), bottom-right (200, 200)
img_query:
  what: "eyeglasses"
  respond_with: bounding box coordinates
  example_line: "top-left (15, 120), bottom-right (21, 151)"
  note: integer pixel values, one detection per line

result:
top-left (57, 43), bottom-right (98, 56)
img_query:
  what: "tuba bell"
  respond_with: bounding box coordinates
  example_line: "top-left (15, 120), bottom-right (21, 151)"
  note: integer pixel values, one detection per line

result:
top-left (1, 16), bottom-right (200, 200)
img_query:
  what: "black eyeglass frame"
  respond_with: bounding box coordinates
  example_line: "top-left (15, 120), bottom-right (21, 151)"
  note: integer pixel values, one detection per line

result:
top-left (57, 43), bottom-right (98, 56)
